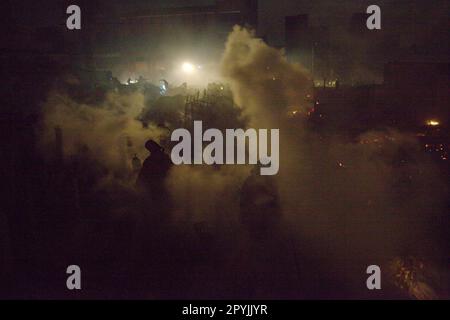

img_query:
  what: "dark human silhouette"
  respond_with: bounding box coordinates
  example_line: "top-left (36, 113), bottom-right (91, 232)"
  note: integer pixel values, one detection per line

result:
top-left (133, 140), bottom-right (172, 280)
top-left (239, 165), bottom-right (280, 239)
top-left (136, 139), bottom-right (172, 202)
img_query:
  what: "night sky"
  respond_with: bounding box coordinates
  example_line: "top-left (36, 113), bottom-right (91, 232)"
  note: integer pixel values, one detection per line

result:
top-left (2, 0), bottom-right (447, 58)
top-left (7, 0), bottom-right (449, 42)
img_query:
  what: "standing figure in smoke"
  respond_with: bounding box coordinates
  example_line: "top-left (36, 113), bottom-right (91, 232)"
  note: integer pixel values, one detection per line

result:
top-left (133, 140), bottom-right (172, 282)
top-left (239, 164), bottom-right (281, 239)
top-left (237, 165), bottom-right (292, 298)
top-left (136, 139), bottom-right (172, 207)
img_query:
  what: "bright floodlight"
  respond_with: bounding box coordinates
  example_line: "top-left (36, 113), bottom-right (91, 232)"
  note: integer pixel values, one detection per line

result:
top-left (426, 119), bottom-right (440, 126)
top-left (182, 62), bottom-right (195, 74)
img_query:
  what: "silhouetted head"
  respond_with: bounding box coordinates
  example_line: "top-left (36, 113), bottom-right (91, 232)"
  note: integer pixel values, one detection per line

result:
top-left (145, 139), bottom-right (163, 153)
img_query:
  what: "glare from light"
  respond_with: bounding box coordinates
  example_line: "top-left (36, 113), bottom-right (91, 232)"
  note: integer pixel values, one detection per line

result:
top-left (426, 119), bottom-right (440, 126)
top-left (182, 62), bottom-right (195, 74)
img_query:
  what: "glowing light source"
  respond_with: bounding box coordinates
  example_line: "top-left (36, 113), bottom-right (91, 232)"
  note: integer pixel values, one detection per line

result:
top-left (182, 62), bottom-right (195, 74)
top-left (426, 119), bottom-right (440, 126)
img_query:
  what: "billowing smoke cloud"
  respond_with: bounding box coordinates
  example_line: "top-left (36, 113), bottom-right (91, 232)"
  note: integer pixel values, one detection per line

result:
top-left (37, 26), bottom-right (448, 298)
top-left (218, 26), bottom-right (448, 297)
top-left (39, 90), bottom-right (164, 178)
top-left (166, 165), bottom-right (249, 225)
top-left (221, 27), bottom-right (313, 128)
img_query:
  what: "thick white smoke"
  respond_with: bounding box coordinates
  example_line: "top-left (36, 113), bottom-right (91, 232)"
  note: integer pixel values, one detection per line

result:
top-left (40, 90), bottom-right (164, 175)
top-left (218, 26), bottom-right (448, 297)
top-left (221, 27), bottom-right (313, 128)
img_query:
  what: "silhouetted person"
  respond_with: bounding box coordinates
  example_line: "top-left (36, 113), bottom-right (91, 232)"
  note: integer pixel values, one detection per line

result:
top-left (136, 140), bottom-right (172, 203)
top-left (133, 140), bottom-right (172, 278)
top-left (237, 165), bottom-right (296, 298)
top-left (239, 165), bottom-right (280, 239)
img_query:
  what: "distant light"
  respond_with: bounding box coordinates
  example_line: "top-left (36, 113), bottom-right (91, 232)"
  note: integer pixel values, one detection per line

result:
top-left (426, 119), bottom-right (440, 126)
top-left (126, 79), bottom-right (138, 85)
top-left (182, 62), bottom-right (195, 74)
